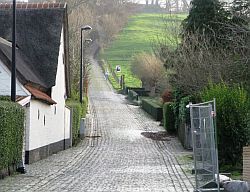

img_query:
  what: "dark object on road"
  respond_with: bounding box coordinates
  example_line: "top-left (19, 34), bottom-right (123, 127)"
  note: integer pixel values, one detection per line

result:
top-left (141, 131), bottom-right (172, 141)
top-left (16, 161), bottom-right (26, 174)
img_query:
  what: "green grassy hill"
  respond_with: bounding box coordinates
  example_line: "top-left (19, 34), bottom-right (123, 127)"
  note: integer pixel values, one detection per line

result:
top-left (100, 13), bottom-right (186, 89)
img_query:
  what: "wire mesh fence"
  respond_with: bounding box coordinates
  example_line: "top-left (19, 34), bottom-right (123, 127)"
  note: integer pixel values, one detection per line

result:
top-left (189, 99), bottom-right (220, 192)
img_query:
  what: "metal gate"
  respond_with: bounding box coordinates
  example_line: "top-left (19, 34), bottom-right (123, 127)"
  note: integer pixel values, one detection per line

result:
top-left (189, 99), bottom-right (220, 192)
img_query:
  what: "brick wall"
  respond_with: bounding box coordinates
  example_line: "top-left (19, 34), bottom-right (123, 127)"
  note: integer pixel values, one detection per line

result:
top-left (243, 146), bottom-right (250, 182)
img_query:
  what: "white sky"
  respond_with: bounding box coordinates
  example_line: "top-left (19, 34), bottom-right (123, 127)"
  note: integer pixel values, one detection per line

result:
top-left (131, 0), bottom-right (232, 4)
top-left (0, 0), bottom-right (28, 2)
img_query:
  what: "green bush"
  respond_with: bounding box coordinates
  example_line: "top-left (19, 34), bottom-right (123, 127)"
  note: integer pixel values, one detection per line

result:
top-left (201, 83), bottom-right (250, 165)
top-left (163, 102), bottom-right (175, 133)
top-left (178, 95), bottom-right (200, 123)
top-left (66, 97), bottom-right (88, 146)
top-left (172, 89), bottom-right (186, 131)
top-left (0, 96), bottom-right (10, 101)
top-left (0, 101), bottom-right (24, 170)
top-left (141, 98), bottom-right (163, 121)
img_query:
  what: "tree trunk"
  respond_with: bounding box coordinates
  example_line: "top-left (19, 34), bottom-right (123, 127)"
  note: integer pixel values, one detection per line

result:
top-left (151, 0), bottom-right (154, 5)
top-left (149, 86), bottom-right (156, 97)
top-left (146, 0), bottom-right (149, 5)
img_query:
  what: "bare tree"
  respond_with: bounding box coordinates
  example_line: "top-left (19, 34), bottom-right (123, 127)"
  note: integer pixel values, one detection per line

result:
top-left (131, 52), bottom-right (168, 95)
top-left (182, 0), bottom-right (189, 11)
top-left (159, 33), bottom-right (249, 94)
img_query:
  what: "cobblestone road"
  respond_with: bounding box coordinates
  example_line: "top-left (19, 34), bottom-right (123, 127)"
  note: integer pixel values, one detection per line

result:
top-left (0, 57), bottom-right (194, 192)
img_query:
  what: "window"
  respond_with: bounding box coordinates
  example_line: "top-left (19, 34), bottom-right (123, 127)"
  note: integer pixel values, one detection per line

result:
top-left (38, 109), bottom-right (40, 120)
top-left (44, 115), bottom-right (46, 126)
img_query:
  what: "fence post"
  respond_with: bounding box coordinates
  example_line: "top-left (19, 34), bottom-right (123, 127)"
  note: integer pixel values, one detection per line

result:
top-left (120, 75), bottom-right (125, 91)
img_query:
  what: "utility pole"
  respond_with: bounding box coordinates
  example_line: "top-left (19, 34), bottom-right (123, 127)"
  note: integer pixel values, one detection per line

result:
top-left (80, 25), bottom-right (92, 104)
top-left (11, 0), bottom-right (16, 102)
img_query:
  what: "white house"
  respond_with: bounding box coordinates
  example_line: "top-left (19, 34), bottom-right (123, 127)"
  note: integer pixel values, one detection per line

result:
top-left (0, 2), bottom-right (72, 164)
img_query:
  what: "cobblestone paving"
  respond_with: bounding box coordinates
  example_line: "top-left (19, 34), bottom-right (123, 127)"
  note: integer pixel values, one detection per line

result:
top-left (0, 57), bottom-right (194, 192)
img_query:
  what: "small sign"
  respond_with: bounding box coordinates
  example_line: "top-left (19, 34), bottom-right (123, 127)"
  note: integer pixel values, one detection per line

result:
top-left (211, 111), bottom-right (216, 117)
top-left (116, 65), bottom-right (121, 72)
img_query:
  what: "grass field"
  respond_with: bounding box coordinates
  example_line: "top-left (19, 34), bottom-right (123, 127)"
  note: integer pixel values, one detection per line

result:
top-left (100, 13), bottom-right (186, 89)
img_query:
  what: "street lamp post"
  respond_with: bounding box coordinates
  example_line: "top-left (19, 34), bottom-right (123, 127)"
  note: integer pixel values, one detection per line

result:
top-left (11, 0), bottom-right (16, 102)
top-left (80, 25), bottom-right (92, 104)
top-left (12, 0), bottom-right (25, 174)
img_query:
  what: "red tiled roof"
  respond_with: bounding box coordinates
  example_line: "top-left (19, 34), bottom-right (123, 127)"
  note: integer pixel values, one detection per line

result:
top-left (16, 95), bottom-right (27, 102)
top-left (25, 85), bottom-right (56, 105)
top-left (0, 2), bottom-right (65, 9)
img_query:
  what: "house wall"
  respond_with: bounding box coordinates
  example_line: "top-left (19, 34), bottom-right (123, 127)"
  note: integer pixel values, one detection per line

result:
top-left (0, 60), bottom-right (29, 96)
top-left (25, 27), bottom-right (71, 164)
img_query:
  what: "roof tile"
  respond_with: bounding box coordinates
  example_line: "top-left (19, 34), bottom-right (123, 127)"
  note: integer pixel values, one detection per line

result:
top-left (25, 85), bottom-right (57, 105)
top-left (0, 3), bottom-right (65, 9)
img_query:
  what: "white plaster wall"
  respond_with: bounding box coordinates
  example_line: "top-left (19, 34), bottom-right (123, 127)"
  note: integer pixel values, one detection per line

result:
top-left (49, 27), bottom-right (68, 145)
top-left (0, 60), bottom-right (29, 96)
top-left (28, 100), bottom-right (55, 150)
top-left (27, 27), bottom-right (70, 151)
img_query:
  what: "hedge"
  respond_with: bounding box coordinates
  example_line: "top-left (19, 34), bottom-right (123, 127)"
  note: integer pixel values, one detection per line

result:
top-left (0, 101), bottom-right (24, 171)
top-left (163, 102), bottom-right (175, 133)
top-left (201, 83), bottom-right (250, 165)
top-left (66, 97), bottom-right (88, 146)
top-left (177, 95), bottom-right (199, 149)
top-left (141, 98), bottom-right (163, 121)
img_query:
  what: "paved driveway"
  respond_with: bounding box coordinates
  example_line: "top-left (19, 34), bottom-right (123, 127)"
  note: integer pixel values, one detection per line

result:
top-left (0, 57), bottom-right (194, 192)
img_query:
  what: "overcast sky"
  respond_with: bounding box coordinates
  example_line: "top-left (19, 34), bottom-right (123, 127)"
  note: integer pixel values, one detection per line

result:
top-left (131, 0), bottom-right (232, 4)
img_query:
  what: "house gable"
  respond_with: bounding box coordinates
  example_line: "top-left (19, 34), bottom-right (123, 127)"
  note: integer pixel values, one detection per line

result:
top-left (0, 2), bottom-right (71, 101)
top-left (0, 59), bottom-right (29, 96)
top-left (0, 3), bottom-right (70, 93)
top-left (52, 27), bottom-right (67, 103)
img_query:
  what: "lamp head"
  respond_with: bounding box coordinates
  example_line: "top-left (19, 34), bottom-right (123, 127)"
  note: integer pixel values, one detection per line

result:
top-left (81, 25), bottom-right (92, 31)
top-left (85, 38), bottom-right (92, 43)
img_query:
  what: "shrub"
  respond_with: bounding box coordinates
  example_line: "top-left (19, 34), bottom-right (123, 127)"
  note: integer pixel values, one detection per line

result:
top-left (161, 90), bottom-right (172, 103)
top-left (163, 102), bottom-right (175, 133)
top-left (0, 96), bottom-right (10, 101)
top-left (176, 95), bottom-right (201, 149)
top-left (171, 89), bottom-right (188, 130)
top-left (178, 95), bottom-right (200, 123)
top-left (201, 83), bottom-right (250, 165)
top-left (66, 97), bottom-right (88, 146)
top-left (131, 52), bottom-right (167, 95)
top-left (0, 101), bottom-right (24, 171)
